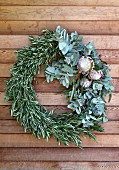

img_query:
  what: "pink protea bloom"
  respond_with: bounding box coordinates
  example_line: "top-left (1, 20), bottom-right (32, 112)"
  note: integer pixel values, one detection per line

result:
top-left (89, 69), bottom-right (103, 80)
top-left (80, 78), bottom-right (92, 88)
top-left (77, 56), bottom-right (94, 73)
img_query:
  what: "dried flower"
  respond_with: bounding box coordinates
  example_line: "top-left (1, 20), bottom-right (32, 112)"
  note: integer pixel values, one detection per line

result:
top-left (80, 78), bottom-right (92, 88)
top-left (89, 69), bottom-right (103, 80)
top-left (77, 56), bottom-right (94, 73)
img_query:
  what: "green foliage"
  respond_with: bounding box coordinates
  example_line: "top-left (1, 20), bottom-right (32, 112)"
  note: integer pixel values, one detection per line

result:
top-left (5, 26), bottom-right (114, 149)
top-left (55, 26), bottom-right (83, 66)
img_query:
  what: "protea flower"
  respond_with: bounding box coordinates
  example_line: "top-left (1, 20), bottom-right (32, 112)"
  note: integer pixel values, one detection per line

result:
top-left (77, 56), bottom-right (94, 73)
top-left (89, 69), bottom-right (103, 80)
top-left (80, 78), bottom-right (92, 88)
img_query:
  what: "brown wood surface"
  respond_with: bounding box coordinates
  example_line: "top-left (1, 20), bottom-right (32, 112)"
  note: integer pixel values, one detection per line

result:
top-left (0, 92), bottom-right (118, 106)
top-left (0, 162), bottom-right (119, 170)
top-left (0, 134), bottom-right (119, 148)
top-left (0, 78), bottom-right (119, 92)
top-left (1, 148), bottom-right (119, 161)
top-left (0, 1), bottom-right (119, 168)
top-left (0, 106), bottom-right (119, 120)
top-left (0, 21), bottom-right (119, 35)
top-left (0, 6), bottom-right (119, 21)
top-left (0, 63), bottom-right (118, 77)
top-left (1, 0), bottom-right (119, 6)
top-left (1, 50), bottom-right (119, 63)
top-left (0, 77), bottom-right (66, 92)
top-left (0, 35), bottom-right (119, 49)
top-left (0, 120), bottom-right (119, 134)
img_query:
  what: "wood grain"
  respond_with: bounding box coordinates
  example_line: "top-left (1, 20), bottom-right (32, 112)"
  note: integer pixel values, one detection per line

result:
top-left (1, 148), bottom-right (119, 161)
top-left (0, 1), bottom-right (119, 166)
top-left (0, 78), bottom-right (65, 93)
top-left (0, 35), bottom-right (119, 50)
top-left (0, 92), bottom-right (118, 106)
top-left (1, 50), bottom-right (119, 64)
top-left (0, 120), bottom-right (119, 134)
top-left (0, 106), bottom-right (119, 120)
top-left (1, 92), bottom-right (68, 105)
top-left (99, 50), bottom-right (119, 63)
top-left (0, 162), bottom-right (119, 170)
top-left (1, 0), bottom-right (119, 6)
top-left (0, 35), bottom-right (119, 49)
top-left (0, 78), bottom-right (118, 92)
top-left (0, 134), bottom-right (119, 148)
top-left (0, 6), bottom-right (119, 21)
top-left (0, 64), bottom-right (118, 77)
top-left (0, 64), bottom-right (45, 77)
top-left (0, 50), bottom-right (16, 63)
top-left (0, 21), bottom-right (119, 35)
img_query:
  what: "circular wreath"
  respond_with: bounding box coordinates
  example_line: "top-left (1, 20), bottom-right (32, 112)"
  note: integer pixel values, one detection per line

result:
top-left (5, 26), bottom-right (114, 148)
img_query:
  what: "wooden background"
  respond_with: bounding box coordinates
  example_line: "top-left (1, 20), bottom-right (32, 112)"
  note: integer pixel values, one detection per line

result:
top-left (0, 0), bottom-right (119, 169)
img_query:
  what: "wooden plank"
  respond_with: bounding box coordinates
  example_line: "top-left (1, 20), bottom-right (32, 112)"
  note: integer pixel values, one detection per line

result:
top-left (0, 106), bottom-right (118, 121)
top-left (0, 35), bottom-right (31, 49)
top-left (1, 50), bottom-right (119, 64)
top-left (0, 162), bottom-right (119, 170)
top-left (0, 134), bottom-right (119, 148)
top-left (0, 78), bottom-right (118, 92)
top-left (107, 107), bottom-right (119, 120)
top-left (1, 21), bottom-right (119, 35)
top-left (1, 0), bottom-right (119, 6)
top-left (0, 78), bottom-right (65, 93)
top-left (83, 36), bottom-right (119, 50)
top-left (0, 64), bottom-right (13, 77)
top-left (99, 50), bottom-right (119, 64)
top-left (0, 120), bottom-right (118, 134)
top-left (0, 64), bottom-right (44, 77)
top-left (0, 92), bottom-right (68, 105)
top-left (0, 50), bottom-right (16, 63)
top-left (0, 148), bottom-right (119, 161)
top-left (111, 79), bottom-right (119, 92)
top-left (0, 106), bottom-right (71, 120)
top-left (0, 35), bottom-right (119, 49)
top-left (101, 121), bottom-right (119, 134)
top-left (0, 92), bottom-right (118, 106)
top-left (0, 6), bottom-right (119, 21)
top-left (0, 106), bottom-right (11, 119)
top-left (0, 64), bottom-right (118, 77)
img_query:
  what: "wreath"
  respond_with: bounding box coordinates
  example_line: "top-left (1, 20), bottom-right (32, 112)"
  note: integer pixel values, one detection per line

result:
top-left (5, 26), bottom-right (114, 148)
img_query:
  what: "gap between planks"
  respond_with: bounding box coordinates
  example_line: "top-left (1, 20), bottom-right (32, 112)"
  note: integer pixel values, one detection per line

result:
top-left (1, 0), bottom-right (119, 6)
